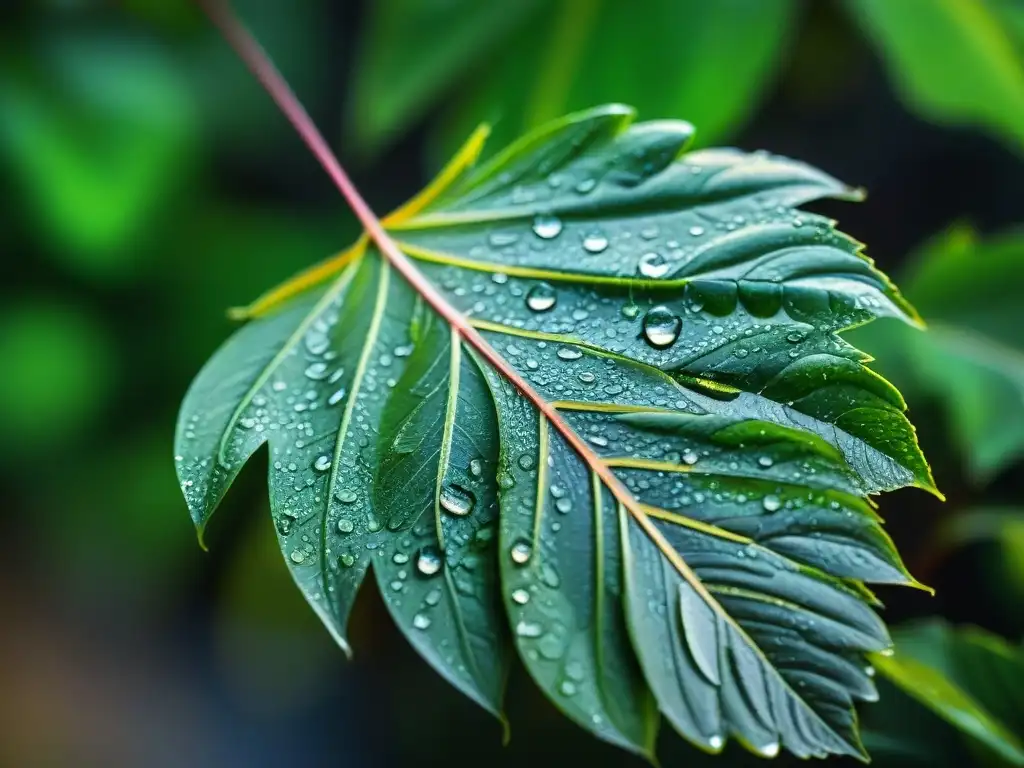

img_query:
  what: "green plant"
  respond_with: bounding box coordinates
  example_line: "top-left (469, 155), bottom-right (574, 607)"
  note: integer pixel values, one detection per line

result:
top-left (175, 5), bottom-right (946, 762)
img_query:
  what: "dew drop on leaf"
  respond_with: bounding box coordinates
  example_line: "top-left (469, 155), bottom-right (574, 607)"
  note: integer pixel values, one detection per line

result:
top-left (468, 458), bottom-right (482, 477)
top-left (516, 620), bottom-right (543, 638)
top-left (413, 613), bottom-right (431, 630)
top-left (489, 232), bottom-right (519, 247)
top-left (304, 362), bottom-right (329, 380)
top-left (337, 518), bottom-right (354, 534)
top-left (557, 346), bottom-right (582, 361)
top-left (582, 232), bottom-right (608, 253)
top-left (416, 546), bottom-right (443, 576)
top-left (532, 213), bottom-right (563, 239)
top-left (763, 494), bottom-right (782, 512)
top-left (638, 252), bottom-right (670, 278)
top-left (642, 306), bottom-right (682, 348)
top-left (525, 283), bottom-right (557, 312)
top-left (290, 549), bottom-right (306, 564)
top-left (440, 484), bottom-right (475, 517)
top-left (510, 539), bottom-right (532, 565)
top-left (511, 588), bottom-right (530, 605)
top-left (313, 454), bottom-right (332, 472)
top-left (336, 489), bottom-right (357, 504)
top-left (689, 225), bottom-right (705, 237)
top-left (517, 453), bottom-right (535, 471)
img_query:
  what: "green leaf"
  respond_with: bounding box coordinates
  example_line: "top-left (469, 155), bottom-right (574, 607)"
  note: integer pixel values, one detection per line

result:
top-left (845, 0), bottom-right (1024, 152)
top-left (177, 105), bottom-right (932, 760)
top-left (0, 30), bottom-right (196, 274)
top-left (853, 225), bottom-right (1024, 481)
top-left (352, 0), bottom-right (797, 158)
top-left (348, 0), bottom-right (541, 153)
top-left (871, 620), bottom-right (1024, 766)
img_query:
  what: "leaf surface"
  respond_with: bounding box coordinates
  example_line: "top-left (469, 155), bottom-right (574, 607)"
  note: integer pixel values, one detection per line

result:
top-left (178, 105), bottom-right (932, 760)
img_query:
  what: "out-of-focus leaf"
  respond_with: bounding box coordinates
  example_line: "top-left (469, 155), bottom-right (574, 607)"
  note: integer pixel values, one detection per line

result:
top-left (357, 0), bottom-right (797, 161)
top-left (0, 299), bottom-right (116, 454)
top-left (937, 507), bottom-right (1024, 606)
top-left (177, 106), bottom-right (933, 760)
top-left (853, 225), bottom-right (1024, 481)
top-left (0, 31), bottom-right (196, 276)
top-left (872, 620), bottom-right (1024, 766)
top-left (348, 0), bottom-right (541, 154)
top-left (845, 0), bottom-right (1024, 151)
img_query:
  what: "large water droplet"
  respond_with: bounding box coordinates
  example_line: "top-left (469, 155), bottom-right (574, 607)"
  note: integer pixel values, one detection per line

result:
top-left (557, 346), bottom-right (582, 361)
top-left (313, 455), bottom-right (332, 472)
top-left (532, 214), bottom-right (563, 239)
top-left (468, 458), bottom-right (483, 477)
top-left (290, 549), bottom-right (306, 564)
top-left (525, 283), bottom-right (557, 312)
top-left (412, 613), bottom-right (432, 630)
top-left (582, 232), bottom-right (608, 254)
top-left (638, 252), bottom-right (670, 278)
top-left (337, 518), bottom-right (354, 534)
top-left (440, 484), bottom-right (475, 517)
top-left (336, 489), bottom-right (358, 504)
top-left (416, 546), bottom-right (443, 576)
top-left (642, 306), bottom-right (682, 348)
top-left (511, 588), bottom-right (530, 605)
top-left (510, 539), bottom-right (532, 565)
top-left (762, 494), bottom-right (782, 512)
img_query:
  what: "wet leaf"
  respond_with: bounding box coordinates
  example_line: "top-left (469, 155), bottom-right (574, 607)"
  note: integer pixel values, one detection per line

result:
top-left (177, 106), bottom-right (933, 760)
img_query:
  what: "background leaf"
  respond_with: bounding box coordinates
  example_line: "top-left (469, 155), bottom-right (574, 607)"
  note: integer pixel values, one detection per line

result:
top-left (845, 0), bottom-right (1024, 153)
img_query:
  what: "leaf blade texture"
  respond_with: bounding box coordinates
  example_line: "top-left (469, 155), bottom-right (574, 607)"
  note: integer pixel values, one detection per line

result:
top-left (177, 105), bottom-right (932, 761)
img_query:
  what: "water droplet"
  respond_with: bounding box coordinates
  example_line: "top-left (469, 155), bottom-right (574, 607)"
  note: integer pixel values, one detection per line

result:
top-left (786, 330), bottom-right (806, 343)
top-left (239, 416), bottom-right (257, 429)
top-left (290, 549), bottom-right (306, 564)
top-left (557, 346), bottom-right (582, 361)
top-left (328, 388), bottom-right (347, 406)
top-left (413, 613), bottom-right (432, 630)
top-left (541, 563), bottom-right (561, 587)
top-left (640, 225), bottom-right (659, 240)
top-left (440, 484), bottom-right (475, 517)
top-left (689, 225), bottom-right (705, 237)
top-left (708, 735), bottom-right (724, 751)
top-left (416, 546), bottom-right (443, 576)
top-left (879, 647), bottom-right (895, 657)
top-left (642, 306), bottom-right (682, 348)
top-left (515, 620), bottom-right (543, 638)
top-left (575, 178), bottom-right (596, 194)
top-left (582, 232), bottom-right (608, 254)
top-left (758, 456), bottom-right (773, 468)
top-left (313, 455), bottom-right (332, 472)
top-left (757, 742), bottom-right (779, 758)
top-left (762, 494), bottom-right (782, 512)
top-left (621, 303), bottom-right (639, 319)
top-left (682, 450), bottom-right (699, 465)
top-left (305, 362), bottom-right (329, 380)
top-left (865, 664), bottom-right (876, 677)
top-left (393, 552), bottom-right (409, 565)
top-left (532, 213), bottom-right (563, 239)
top-left (578, 372), bottom-right (595, 384)
top-left (638, 252), bottom-right (670, 278)
top-left (511, 588), bottom-right (530, 605)
top-left (525, 283), bottom-right (557, 312)
top-left (469, 458), bottom-right (483, 477)
top-left (510, 540), bottom-right (532, 565)
top-left (337, 518), bottom-right (354, 534)
top-left (497, 471), bottom-right (516, 490)
top-left (339, 553), bottom-right (355, 567)
top-left (559, 681), bottom-right (577, 696)
top-left (517, 453), bottom-right (536, 471)
top-left (425, 588), bottom-right (442, 606)
top-left (336, 489), bottom-right (358, 504)
top-left (489, 232), bottom-right (519, 247)
top-left (555, 497), bottom-right (572, 514)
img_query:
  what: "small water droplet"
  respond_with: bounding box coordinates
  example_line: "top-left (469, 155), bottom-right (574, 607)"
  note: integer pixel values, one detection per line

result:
top-left (469, 458), bottom-right (483, 477)
top-left (682, 450), bottom-right (699, 465)
top-left (239, 416), bottom-right (257, 429)
top-left (621, 303), bottom-right (639, 319)
top-left (642, 306), bottom-right (682, 348)
top-left (328, 388), bottom-right (347, 406)
top-left (510, 540), bottom-right (532, 565)
top-left (532, 213), bottom-right (563, 239)
top-left (555, 497), bottom-right (572, 513)
top-left (758, 456), bottom-right (773, 468)
top-left (708, 735), bottom-right (724, 751)
top-left (786, 330), bottom-right (806, 343)
top-left (393, 552), bottom-right (409, 565)
top-left (290, 549), bottom-right (306, 564)
top-left (305, 362), bottom-right (329, 380)
top-left (440, 484), bottom-right (475, 517)
top-left (313, 455), bottom-right (332, 472)
top-left (416, 546), bottom-right (443, 576)
top-left (559, 681), bottom-right (577, 696)
top-left (582, 232), bottom-right (608, 254)
top-left (336, 489), bottom-right (358, 504)
top-left (757, 742), bottom-right (779, 758)
top-left (578, 371), bottom-right (595, 384)
top-left (337, 518), bottom-right (354, 534)
top-left (515, 620), bottom-right (543, 638)
top-left (575, 178), bottom-right (597, 194)
top-left (489, 232), bottom-right (519, 247)
top-left (413, 613), bottom-right (432, 630)
top-left (689, 225), bottom-right (705, 237)
top-left (762, 494), bottom-right (782, 512)
top-left (638, 252), bottom-right (670, 278)
top-left (518, 453), bottom-right (536, 471)
top-left (557, 346), bottom-right (582, 361)
top-left (511, 588), bottom-right (530, 605)
top-left (525, 283), bottom-right (557, 312)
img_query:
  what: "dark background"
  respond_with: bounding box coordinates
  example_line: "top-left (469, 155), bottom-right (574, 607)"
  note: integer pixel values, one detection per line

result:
top-left (0, 1), bottom-right (1021, 766)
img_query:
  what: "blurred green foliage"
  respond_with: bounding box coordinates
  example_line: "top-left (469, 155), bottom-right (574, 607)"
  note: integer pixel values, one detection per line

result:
top-left (1, 0), bottom-right (1023, 765)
